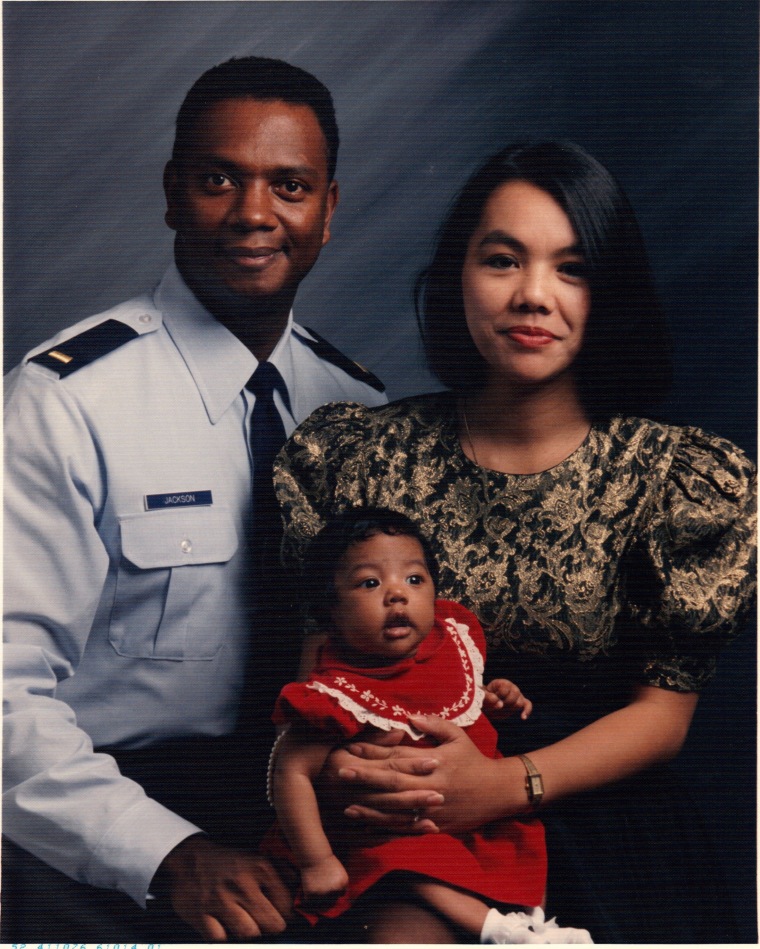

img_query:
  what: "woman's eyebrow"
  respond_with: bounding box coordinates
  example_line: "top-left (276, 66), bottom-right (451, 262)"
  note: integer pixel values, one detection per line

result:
top-left (479, 230), bottom-right (584, 257)
top-left (478, 230), bottom-right (525, 252)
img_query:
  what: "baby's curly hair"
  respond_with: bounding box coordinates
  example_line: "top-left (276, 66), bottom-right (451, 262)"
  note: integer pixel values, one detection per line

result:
top-left (302, 507), bottom-right (439, 631)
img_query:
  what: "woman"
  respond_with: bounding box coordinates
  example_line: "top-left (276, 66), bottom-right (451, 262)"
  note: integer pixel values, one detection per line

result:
top-left (274, 142), bottom-right (756, 943)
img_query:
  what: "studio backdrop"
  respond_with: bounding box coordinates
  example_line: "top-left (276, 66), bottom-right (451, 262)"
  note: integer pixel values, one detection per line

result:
top-left (4, 1), bottom-right (757, 939)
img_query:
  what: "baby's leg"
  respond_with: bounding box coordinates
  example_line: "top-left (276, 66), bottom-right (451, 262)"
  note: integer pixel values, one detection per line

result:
top-left (363, 899), bottom-right (459, 944)
top-left (415, 880), bottom-right (594, 944)
top-left (413, 879), bottom-right (492, 934)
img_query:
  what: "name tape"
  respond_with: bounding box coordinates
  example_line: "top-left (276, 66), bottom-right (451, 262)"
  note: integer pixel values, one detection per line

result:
top-left (145, 490), bottom-right (213, 510)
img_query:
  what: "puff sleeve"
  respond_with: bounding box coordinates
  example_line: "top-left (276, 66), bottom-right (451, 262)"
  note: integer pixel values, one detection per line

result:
top-left (625, 425), bottom-right (756, 691)
top-left (275, 401), bottom-right (375, 570)
top-left (273, 681), bottom-right (365, 740)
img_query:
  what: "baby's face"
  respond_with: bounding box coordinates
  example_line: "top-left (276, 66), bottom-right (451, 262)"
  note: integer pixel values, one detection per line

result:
top-left (331, 532), bottom-right (436, 665)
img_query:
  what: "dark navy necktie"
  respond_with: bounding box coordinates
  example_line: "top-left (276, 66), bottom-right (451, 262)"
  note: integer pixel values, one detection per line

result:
top-left (246, 361), bottom-right (289, 544)
top-left (240, 361), bottom-right (297, 767)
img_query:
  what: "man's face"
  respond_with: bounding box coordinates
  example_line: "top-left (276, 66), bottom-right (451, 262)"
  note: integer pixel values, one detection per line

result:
top-left (164, 97), bottom-right (338, 307)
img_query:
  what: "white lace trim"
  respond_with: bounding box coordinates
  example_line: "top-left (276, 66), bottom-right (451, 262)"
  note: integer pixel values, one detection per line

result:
top-left (305, 616), bottom-right (485, 741)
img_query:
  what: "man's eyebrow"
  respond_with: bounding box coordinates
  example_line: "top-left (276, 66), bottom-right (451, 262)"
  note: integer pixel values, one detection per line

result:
top-left (478, 230), bottom-right (584, 257)
top-left (183, 155), bottom-right (320, 178)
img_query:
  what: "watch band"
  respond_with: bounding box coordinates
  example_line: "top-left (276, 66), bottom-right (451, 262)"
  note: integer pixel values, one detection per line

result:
top-left (518, 753), bottom-right (545, 807)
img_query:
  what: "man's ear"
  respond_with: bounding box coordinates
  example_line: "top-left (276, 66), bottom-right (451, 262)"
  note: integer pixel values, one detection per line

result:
top-left (163, 161), bottom-right (181, 231)
top-left (321, 180), bottom-right (339, 246)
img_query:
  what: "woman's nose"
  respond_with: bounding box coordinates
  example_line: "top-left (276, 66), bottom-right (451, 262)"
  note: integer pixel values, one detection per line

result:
top-left (229, 182), bottom-right (277, 231)
top-left (512, 268), bottom-right (552, 313)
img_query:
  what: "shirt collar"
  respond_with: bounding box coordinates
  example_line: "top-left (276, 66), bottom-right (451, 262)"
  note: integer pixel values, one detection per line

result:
top-left (153, 263), bottom-right (296, 424)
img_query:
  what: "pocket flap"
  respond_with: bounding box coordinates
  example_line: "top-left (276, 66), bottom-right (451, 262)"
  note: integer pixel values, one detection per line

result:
top-left (120, 507), bottom-right (239, 568)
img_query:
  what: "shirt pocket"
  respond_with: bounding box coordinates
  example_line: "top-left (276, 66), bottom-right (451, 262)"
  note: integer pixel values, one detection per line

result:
top-left (109, 507), bottom-right (239, 660)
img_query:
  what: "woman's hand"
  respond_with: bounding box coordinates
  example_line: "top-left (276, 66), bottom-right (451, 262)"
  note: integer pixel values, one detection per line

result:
top-left (334, 715), bottom-right (526, 836)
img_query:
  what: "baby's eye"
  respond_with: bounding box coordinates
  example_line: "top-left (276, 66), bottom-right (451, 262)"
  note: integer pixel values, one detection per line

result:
top-left (407, 575), bottom-right (425, 585)
top-left (358, 578), bottom-right (380, 589)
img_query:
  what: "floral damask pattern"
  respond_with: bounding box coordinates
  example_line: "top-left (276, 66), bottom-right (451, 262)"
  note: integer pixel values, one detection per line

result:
top-left (276, 393), bottom-right (756, 693)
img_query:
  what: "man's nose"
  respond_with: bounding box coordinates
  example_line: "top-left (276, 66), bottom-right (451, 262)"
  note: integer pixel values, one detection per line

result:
top-left (229, 182), bottom-right (277, 231)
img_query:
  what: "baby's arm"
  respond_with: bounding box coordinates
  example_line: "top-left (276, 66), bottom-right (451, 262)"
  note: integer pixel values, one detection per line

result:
top-left (483, 678), bottom-right (533, 720)
top-left (272, 727), bottom-right (349, 903)
top-left (297, 632), bottom-right (329, 680)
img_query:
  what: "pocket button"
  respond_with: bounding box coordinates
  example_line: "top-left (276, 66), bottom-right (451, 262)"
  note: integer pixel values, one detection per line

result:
top-left (180, 538), bottom-right (193, 554)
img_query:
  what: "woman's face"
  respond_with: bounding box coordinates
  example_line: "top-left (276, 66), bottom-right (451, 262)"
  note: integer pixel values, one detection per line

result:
top-left (461, 180), bottom-right (591, 390)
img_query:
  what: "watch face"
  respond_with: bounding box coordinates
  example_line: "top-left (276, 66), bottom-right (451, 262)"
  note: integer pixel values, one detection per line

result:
top-left (528, 774), bottom-right (544, 798)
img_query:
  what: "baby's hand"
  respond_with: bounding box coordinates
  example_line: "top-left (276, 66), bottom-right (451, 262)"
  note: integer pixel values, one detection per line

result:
top-left (483, 679), bottom-right (533, 720)
top-left (300, 854), bottom-right (349, 907)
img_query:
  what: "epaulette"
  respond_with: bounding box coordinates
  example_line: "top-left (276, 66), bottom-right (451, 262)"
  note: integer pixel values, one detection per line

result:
top-left (28, 320), bottom-right (139, 378)
top-left (294, 326), bottom-right (385, 393)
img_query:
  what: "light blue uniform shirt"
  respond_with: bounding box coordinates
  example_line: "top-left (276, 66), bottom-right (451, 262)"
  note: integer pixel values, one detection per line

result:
top-left (3, 264), bottom-right (387, 905)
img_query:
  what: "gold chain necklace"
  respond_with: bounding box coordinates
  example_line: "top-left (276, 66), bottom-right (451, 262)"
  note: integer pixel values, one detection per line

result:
top-left (460, 403), bottom-right (482, 468)
top-left (459, 402), bottom-right (495, 508)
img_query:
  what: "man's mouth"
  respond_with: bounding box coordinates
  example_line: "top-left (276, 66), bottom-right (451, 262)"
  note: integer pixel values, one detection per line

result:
top-left (222, 245), bottom-right (285, 268)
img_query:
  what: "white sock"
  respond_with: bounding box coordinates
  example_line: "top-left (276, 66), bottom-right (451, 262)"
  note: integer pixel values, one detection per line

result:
top-left (480, 906), bottom-right (594, 944)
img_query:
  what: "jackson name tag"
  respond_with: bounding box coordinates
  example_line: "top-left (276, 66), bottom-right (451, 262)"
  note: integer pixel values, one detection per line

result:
top-left (145, 490), bottom-right (213, 510)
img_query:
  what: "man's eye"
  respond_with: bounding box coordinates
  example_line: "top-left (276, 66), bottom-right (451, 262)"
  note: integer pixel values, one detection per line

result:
top-left (279, 180), bottom-right (307, 197)
top-left (203, 173), bottom-right (234, 190)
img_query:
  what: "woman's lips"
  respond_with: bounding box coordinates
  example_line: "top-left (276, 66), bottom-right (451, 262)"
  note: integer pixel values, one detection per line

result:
top-left (505, 325), bottom-right (556, 348)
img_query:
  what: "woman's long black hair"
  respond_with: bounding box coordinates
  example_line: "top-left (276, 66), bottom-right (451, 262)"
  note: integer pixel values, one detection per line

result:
top-left (416, 141), bottom-right (672, 420)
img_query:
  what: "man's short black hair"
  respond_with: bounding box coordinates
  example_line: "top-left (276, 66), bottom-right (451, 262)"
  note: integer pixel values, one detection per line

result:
top-left (173, 56), bottom-right (339, 180)
top-left (302, 508), bottom-right (439, 631)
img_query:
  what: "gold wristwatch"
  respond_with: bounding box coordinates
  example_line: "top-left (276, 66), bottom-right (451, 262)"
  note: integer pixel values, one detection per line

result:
top-left (518, 753), bottom-right (544, 807)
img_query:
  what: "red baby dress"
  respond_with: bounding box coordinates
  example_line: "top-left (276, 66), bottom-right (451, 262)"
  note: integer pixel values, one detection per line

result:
top-left (268, 599), bottom-right (547, 921)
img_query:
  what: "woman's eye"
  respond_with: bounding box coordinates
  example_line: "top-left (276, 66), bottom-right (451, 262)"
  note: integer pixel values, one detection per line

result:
top-left (559, 261), bottom-right (588, 280)
top-left (484, 254), bottom-right (517, 270)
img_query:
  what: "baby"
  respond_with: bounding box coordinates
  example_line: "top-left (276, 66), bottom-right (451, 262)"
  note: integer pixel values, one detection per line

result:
top-left (266, 508), bottom-right (592, 943)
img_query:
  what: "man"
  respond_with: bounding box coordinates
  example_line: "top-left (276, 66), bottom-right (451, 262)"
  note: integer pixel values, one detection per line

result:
top-left (3, 56), bottom-right (386, 943)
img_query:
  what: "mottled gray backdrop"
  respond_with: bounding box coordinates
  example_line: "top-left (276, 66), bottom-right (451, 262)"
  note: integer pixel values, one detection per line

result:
top-left (4, 0), bottom-right (757, 937)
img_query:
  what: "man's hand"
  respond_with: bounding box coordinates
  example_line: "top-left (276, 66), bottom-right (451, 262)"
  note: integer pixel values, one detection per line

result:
top-left (156, 834), bottom-right (292, 941)
top-left (483, 678), bottom-right (533, 720)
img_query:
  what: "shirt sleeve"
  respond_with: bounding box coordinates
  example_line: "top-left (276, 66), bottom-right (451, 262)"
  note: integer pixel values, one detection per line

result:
top-left (3, 366), bottom-right (199, 906)
top-left (624, 425), bottom-right (757, 691)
